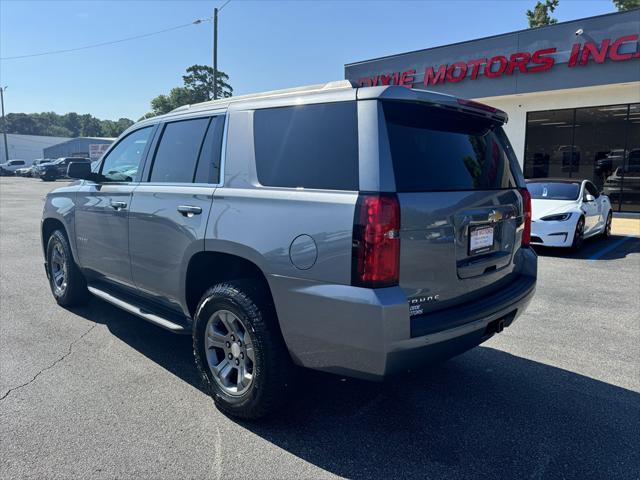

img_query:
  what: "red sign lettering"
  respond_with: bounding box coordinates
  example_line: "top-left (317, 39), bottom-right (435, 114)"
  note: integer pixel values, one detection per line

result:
top-left (356, 34), bottom-right (638, 88)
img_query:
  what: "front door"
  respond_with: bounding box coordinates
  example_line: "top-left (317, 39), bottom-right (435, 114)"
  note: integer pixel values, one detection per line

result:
top-left (582, 181), bottom-right (602, 234)
top-left (129, 115), bottom-right (225, 314)
top-left (75, 126), bottom-right (155, 288)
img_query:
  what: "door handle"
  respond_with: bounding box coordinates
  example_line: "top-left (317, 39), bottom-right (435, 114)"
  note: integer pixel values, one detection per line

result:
top-left (177, 205), bottom-right (202, 217)
top-left (110, 201), bottom-right (127, 210)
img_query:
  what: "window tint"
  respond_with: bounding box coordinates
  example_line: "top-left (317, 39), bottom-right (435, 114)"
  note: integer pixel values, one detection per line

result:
top-left (101, 126), bottom-right (153, 182)
top-left (150, 118), bottom-right (210, 183)
top-left (254, 102), bottom-right (359, 190)
top-left (585, 182), bottom-right (599, 198)
top-left (383, 101), bottom-right (521, 192)
top-left (194, 116), bottom-right (225, 184)
top-left (527, 182), bottom-right (581, 200)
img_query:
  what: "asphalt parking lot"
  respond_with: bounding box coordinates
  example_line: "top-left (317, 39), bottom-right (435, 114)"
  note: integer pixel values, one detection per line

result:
top-left (1, 176), bottom-right (639, 480)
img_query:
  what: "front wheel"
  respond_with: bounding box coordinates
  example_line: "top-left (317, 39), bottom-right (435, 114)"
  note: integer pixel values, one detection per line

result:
top-left (570, 217), bottom-right (585, 251)
top-left (602, 211), bottom-right (613, 238)
top-left (192, 282), bottom-right (294, 419)
top-left (46, 230), bottom-right (89, 306)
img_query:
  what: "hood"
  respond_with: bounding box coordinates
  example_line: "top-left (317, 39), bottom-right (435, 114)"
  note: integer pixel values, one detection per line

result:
top-left (531, 199), bottom-right (580, 221)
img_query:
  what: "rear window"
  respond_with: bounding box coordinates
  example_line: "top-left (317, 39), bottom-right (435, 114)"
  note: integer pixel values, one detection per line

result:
top-left (382, 101), bottom-right (522, 192)
top-left (527, 182), bottom-right (581, 200)
top-left (254, 102), bottom-right (359, 190)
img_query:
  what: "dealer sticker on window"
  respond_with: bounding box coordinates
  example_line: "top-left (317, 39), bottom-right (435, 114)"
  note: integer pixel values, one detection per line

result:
top-left (469, 225), bottom-right (494, 255)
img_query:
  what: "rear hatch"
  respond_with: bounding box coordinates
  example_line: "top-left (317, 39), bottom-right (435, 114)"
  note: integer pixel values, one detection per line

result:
top-left (381, 100), bottom-right (527, 317)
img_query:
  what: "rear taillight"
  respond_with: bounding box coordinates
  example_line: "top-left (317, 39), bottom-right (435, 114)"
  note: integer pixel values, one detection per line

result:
top-left (520, 188), bottom-right (532, 247)
top-left (352, 193), bottom-right (400, 288)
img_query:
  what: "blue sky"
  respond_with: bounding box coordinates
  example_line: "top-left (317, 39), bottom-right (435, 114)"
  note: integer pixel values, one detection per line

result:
top-left (0, 0), bottom-right (618, 120)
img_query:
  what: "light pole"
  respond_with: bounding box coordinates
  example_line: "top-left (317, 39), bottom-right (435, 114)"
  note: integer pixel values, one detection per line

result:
top-left (213, 7), bottom-right (218, 100)
top-left (0, 86), bottom-right (8, 163)
top-left (212, 0), bottom-right (231, 100)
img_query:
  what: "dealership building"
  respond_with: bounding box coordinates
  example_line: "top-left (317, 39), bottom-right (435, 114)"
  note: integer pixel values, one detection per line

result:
top-left (345, 9), bottom-right (640, 213)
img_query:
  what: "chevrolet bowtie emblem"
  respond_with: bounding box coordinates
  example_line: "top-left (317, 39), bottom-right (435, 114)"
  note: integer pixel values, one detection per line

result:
top-left (488, 210), bottom-right (503, 223)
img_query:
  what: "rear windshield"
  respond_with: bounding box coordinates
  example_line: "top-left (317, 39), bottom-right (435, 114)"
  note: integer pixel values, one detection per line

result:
top-left (527, 182), bottom-right (580, 200)
top-left (382, 101), bottom-right (523, 192)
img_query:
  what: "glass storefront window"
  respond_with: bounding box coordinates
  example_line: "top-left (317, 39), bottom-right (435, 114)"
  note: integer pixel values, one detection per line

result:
top-left (524, 103), bottom-right (640, 213)
top-left (524, 109), bottom-right (575, 180)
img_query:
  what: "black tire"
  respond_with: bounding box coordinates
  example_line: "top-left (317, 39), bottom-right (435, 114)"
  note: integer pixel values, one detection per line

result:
top-left (46, 229), bottom-right (89, 306)
top-left (41, 176), bottom-right (54, 182)
top-left (192, 281), bottom-right (294, 419)
top-left (602, 211), bottom-right (613, 238)
top-left (570, 216), bottom-right (585, 252)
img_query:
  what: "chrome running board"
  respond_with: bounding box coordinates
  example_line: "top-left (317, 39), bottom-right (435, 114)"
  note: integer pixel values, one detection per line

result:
top-left (88, 286), bottom-right (188, 333)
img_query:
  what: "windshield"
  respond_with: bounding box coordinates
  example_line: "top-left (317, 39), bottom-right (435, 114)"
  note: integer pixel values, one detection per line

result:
top-left (382, 101), bottom-right (523, 192)
top-left (527, 182), bottom-right (581, 200)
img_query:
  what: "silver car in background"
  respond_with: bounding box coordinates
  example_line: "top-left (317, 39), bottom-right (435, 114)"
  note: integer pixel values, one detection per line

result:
top-left (41, 81), bottom-right (537, 419)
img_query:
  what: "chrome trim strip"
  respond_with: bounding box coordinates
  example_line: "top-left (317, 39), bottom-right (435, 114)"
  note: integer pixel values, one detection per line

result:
top-left (88, 286), bottom-right (187, 333)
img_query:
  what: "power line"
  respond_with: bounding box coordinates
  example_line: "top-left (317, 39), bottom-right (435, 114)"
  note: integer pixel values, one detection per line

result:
top-left (0, 19), bottom-right (209, 61)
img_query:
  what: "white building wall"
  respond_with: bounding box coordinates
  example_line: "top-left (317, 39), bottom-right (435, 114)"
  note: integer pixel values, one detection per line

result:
top-left (476, 81), bottom-right (640, 168)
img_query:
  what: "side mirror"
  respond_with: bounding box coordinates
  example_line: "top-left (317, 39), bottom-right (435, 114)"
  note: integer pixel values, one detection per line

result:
top-left (67, 162), bottom-right (93, 180)
top-left (584, 194), bottom-right (595, 203)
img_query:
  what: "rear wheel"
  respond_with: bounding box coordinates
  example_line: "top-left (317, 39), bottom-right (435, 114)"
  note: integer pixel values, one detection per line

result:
top-left (602, 211), bottom-right (613, 238)
top-left (192, 282), bottom-right (294, 419)
top-left (46, 230), bottom-right (89, 306)
top-left (570, 217), bottom-right (585, 251)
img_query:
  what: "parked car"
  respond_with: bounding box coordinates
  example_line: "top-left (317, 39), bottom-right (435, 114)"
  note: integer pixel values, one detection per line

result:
top-left (26, 159), bottom-right (49, 177)
top-left (39, 157), bottom-right (91, 181)
top-left (0, 159), bottom-right (28, 176)
top-left (41, 81), bottom-right (537, 419)
top-left (527, 179), bottom-right (613, 250)
top-left (15, 166), bottom-right (33, 177)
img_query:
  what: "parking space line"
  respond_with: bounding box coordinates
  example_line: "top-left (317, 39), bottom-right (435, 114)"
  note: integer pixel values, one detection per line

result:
top-left (588, 236), bottom-right (635, 262)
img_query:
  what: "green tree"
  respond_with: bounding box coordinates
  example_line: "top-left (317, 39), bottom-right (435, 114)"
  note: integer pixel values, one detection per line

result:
top-left (3, 111), bottom-right (133, 137)
top-left (62, 112), bottom-right (82, 137)
top-left (527, 0), bottom-right (559, 28)
top-left (144, 64), bottom-right (233, 118)
top-left (612, 0), bottom-right (640, 10)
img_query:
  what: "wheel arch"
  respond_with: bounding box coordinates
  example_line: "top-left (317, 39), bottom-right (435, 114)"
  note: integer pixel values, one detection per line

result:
top-left (184, 250), bottom-right (275, 320)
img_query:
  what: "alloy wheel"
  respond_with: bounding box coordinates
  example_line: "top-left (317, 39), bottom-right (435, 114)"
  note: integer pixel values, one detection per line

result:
top-left (205, 309), bottom-right (255, 396)
top-left (50, 239), bottom-right (68, 296)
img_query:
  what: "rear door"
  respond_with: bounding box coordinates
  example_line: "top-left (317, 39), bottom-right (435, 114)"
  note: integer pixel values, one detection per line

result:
top-left (381, 101), bottom-right (527, 315)
top-left (128, 114), bottom-right (225, 314)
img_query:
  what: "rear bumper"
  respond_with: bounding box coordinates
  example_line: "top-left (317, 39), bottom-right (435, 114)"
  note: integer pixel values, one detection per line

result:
top-left (270, 248), bottom-right (537, 380)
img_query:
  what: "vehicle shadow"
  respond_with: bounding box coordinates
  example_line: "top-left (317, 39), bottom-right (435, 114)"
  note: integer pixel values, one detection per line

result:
top-left (70, 299), bottom-right (640, 479)
top-left (533, 234), bottom-right (639, 260)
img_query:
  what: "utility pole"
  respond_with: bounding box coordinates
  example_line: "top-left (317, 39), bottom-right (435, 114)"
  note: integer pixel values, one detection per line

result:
top-left (213, 7), bottom-right (218, 100)
top-left (0, 86), bottom-right (8, 163)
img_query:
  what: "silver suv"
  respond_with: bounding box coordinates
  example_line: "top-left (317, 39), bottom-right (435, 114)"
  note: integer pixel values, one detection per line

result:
top-left (42, 81), bottom-right (537, 419)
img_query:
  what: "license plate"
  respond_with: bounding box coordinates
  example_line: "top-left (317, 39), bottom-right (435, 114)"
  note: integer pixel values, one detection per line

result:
top-left (469, 225), bottom-right (494, 255)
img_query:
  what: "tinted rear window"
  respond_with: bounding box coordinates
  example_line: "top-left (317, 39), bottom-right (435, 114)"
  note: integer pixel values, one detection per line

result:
top-left (527, 182), bottom-right (580, 200)
top-left (254, 102), bottom-right (358, 190)
top-left (383, 101), bottom-right (522, 192)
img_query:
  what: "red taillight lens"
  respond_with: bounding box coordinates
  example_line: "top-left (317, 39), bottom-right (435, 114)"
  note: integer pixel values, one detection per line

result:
top-left (520, 188), bottom-right (532, 247)
top-left (352, 193), bottom-right (400, 288)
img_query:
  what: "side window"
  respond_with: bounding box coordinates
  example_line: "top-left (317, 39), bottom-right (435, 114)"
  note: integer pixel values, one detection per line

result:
top-left (101, 127), bottom-right (153, 182)
top-left (194, 116), bottom-right (225, 184)
top-left (585, 182), bottom-right (600, 198)
top-left (149, 117), bottom-right (210, 183)
top-left (253, 102), bottom-right (359, 190)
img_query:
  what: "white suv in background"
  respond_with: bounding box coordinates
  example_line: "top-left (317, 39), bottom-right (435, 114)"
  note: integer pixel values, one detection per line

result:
top-left (0, 159), bottom-right (28, 175)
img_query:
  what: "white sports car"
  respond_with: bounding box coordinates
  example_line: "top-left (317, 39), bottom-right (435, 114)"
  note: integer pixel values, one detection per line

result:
top-left (527, 179), bottom-right (613, 250)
